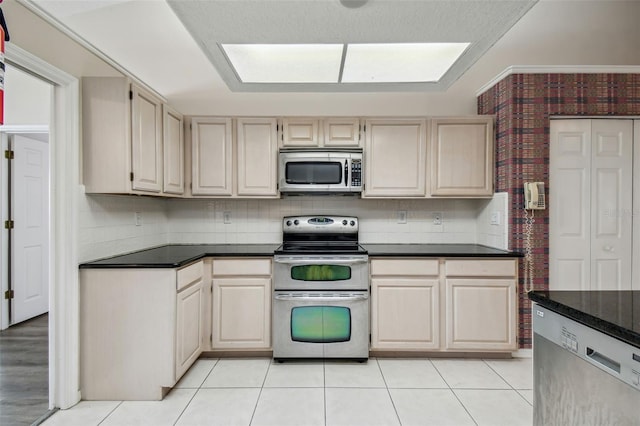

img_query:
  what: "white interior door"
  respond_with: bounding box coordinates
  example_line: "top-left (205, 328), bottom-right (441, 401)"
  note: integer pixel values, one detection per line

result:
top-left (550, 119), bottom-right (633, 291)
top-left (11, 134), bottom-right (50, 324)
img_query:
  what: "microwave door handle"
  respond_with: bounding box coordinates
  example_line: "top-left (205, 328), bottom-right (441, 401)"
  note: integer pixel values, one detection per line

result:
top-left (345, 160), bottom-right (349, 187)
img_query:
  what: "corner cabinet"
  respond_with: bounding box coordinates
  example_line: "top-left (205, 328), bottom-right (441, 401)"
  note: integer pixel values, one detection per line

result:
top-left (189, 117), bottom-right (279, 198)
top-left (370, 258), bottom-right (440, 350)
top-left (82, 77), bottom-right (183, 196)
top-left (430, 117), bottom-right (494, 197)
top-left (363, 119), bottom-right (428, 197)
top-left (211, 258), bottom-right (272, 349)
top-left (79, 260), bottom-right (206, 400)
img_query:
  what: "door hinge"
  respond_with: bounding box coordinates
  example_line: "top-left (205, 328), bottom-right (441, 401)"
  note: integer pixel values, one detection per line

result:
top-left (4, 220), bottom-right (14, 229)
top-left (129, 90), bottom-right (133, 100)
top-left (4, 289), bottom-right (14, 300)
top-left (4, 150), bottom-right (14, 159)
top-left (130, 172), bottom-right (134, 182)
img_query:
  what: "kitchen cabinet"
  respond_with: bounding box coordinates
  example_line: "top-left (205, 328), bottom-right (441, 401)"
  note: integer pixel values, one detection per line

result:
top-left (189, 117), bottom-right (278, 197)
top-left (162, 105), bottom-right (185, 195)
top-left (363, 118), bottom-right (428, 197)
top-left (175, 261), bottom-right (205, 380)
top-left (190, 117), bottom-right (233, 196)
top-left (79, 260), bottom-right (206, 400)
top-left (82, 77), bottom-right (177, 196)
top-left (429, 116), bottom-right (494, 197)
top-left (211, 258), bottom-right (272, 349)
top-left (370, 258), bottom-right (440, 350)
top-left (280, 117), bottom-right (361, 147)
top-left (444, 259), bottom-right (517, 351)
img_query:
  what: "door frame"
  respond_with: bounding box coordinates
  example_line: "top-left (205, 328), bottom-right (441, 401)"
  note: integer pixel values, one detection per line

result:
top-left (4, 44), bottom-right (80, 409)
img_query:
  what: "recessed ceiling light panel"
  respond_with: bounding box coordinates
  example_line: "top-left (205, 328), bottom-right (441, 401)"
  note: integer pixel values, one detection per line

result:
top-left (221, 44), bottom-right (344, 83)
top-left (342, 43), bottom-right (470, 83)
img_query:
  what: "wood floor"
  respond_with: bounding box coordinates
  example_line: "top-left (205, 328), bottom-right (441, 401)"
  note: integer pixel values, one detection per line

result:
top-left (0, 314), bottom-right (49, 426)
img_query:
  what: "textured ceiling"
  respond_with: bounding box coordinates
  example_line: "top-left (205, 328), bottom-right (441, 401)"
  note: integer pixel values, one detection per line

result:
top-left (166, 0), bottom-right (538, 92)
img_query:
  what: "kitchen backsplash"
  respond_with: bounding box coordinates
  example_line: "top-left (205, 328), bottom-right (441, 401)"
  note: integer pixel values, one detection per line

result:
top-left (78, 186), bottom-right (510, 262)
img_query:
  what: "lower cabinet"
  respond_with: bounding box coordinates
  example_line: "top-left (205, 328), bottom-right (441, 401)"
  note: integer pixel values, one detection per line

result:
top-left (370, 257), bottom-right (518, 353)
top-left (211, 258), bottom-right (272, 349)
top-left (371, 259), bottom-right (440, 350)
top-left (79, 260), bottom-right (205, 400)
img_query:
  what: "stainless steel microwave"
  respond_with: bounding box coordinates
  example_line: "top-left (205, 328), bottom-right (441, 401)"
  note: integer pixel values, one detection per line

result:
top-left (278, 148), bottom-right (363, 194)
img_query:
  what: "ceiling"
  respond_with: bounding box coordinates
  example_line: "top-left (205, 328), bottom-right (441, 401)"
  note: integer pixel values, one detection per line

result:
top-left (31, 0), bottom-right (537, 92)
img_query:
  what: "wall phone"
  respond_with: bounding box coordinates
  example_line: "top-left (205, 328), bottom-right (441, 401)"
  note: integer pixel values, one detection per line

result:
top-left (524, 182), bottom-right (546, 210)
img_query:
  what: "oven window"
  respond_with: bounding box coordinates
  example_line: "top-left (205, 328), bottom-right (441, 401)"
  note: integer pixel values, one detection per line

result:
top-left (290, 306), bottom-right (351, 343)
top-left (285, 162), bottom-right (342, 184)
top-left (291, 265), bottom-right (351, 281)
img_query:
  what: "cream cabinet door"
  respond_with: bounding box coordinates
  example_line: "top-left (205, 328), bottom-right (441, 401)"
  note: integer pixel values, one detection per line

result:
top-left (131, 84), bottom-right (163, 193)
top-left (175, 279), bottom-right (204, 380)
top-left (371, 278), bottom-right (440, 350)
top-left (280, 118), bottom-right (321, 147)
top-left (430, 117), bottom-right (494, 197)
top-left (236, 118), bottom-right (279, 196)
top-left (323, 118), bottom-right (361, 147)
top-left (212, 277), bottom-right (271, 349)
top-left (445, 278), bottom-right (516, 351)
top-left (162, 105), bottom-right (184, 195)
top-left (191, 117), bottom-right (233, 196)
top-left (363, 119), bottom-right (427, 197)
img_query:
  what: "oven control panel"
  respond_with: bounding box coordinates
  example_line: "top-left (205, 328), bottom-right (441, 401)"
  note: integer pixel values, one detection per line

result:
top-left (283, 216), bottom-right (358, 232)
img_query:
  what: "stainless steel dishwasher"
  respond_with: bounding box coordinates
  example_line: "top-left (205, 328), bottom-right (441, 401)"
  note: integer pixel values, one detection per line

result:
top-left (532, 303), bottom-right (640, 425)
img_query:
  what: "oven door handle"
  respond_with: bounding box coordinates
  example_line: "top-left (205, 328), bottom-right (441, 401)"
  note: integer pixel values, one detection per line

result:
top-left (274, 257), bottom-right (368, 265)
top-left (274, 294), bottom-right (369, 302)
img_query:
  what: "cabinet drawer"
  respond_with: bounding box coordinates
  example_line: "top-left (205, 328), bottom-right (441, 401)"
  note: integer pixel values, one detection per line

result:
top-left (371, 258), bottom-right (439, 276)
top-left (177, 260), bottom-right (204, 291)
top-left (445, 259), bottom-right (516, 277)
top-left (212, 258), bottom-right (272, 276)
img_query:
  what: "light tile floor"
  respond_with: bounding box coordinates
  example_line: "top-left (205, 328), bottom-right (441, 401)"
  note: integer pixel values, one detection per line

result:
top-left (42, 357), bottom-right (533, 426)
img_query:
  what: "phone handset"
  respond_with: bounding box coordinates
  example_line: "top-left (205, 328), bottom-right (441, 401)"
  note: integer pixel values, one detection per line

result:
top-left (524, 182), bottom-right (545, 210)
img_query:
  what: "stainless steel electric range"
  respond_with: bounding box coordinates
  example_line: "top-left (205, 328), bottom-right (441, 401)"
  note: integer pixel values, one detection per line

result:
top-left (272, 215), bottom-right (369, 361)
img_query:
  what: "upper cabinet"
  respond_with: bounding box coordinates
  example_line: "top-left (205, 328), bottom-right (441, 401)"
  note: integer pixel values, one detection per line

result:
top-left (429, 117), bottom-right (494, 197)
top-left (280, 117), bottom-right (361, 147)
top-left (82, 77), bottom-right (183, 196)
top-left (190, 117), bottom-right (279, 198)
top-left (162, 105), bottom-right (185, 195)
top-left (363, 118), bottom-right (428, 197)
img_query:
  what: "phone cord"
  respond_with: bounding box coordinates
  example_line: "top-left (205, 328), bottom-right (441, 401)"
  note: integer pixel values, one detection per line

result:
top-left (523, 209), bottom-right (535, 293)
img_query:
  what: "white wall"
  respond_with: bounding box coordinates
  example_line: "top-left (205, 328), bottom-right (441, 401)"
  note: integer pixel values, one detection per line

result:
top-left (4, 65), bottom-right (51, 126)
top-left (477, 192), bottom-right (510, 251)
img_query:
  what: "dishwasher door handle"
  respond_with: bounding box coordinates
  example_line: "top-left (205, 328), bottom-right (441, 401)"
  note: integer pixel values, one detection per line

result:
top-left (586, 347), bottom-right (621, 373)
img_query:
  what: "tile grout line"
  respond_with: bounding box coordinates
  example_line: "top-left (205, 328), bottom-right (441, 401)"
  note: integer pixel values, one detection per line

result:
top-left (482, 357), bottom-right (534, 405)
top-left (172, 359), bottom-right (219, 426)
top-left (429, 359), bottom-right (479, 426)
top-left (247, 359), bottom-right (272, 426)
top-left (375, 358), bottom-right (403, 426)
top-left (96, 401), bottom-right (124, 426)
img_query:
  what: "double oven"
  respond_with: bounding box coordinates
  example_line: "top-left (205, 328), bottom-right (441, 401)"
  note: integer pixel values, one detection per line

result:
top-left (272, 216), bottom-right (369, 361)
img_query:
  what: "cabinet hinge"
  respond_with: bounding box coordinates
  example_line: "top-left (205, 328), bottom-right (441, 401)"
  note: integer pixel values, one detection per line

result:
top-left (130, 172), bottom-right (134, 182)
top-left (4, 220), bottom-right (14, 229)
top-left (4, 150), bottom-right (14, 160)
top-left (4, 289), bottom-right (14, 300)
top-left (129, 90), bottom-right (133, 100)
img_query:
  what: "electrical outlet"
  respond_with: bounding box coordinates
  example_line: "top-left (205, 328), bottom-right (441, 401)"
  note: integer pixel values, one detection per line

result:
top-left (223, 211), bottom-right (232, 224)
top-left (134, 212), bottom-right (142, 226)
top-left (432, 212), bottom-right (442, 225)
top-left (490, 211), bottom-right (501, 225)
top-left (397, 210), bottom-right (407, 224)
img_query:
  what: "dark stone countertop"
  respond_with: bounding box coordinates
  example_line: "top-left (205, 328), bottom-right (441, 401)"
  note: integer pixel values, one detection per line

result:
top-left (79, 244), bottom-right (281, 269)
top-left (79, 243), bottom-right (521, 269)
top-left (362, 243), bottom-right (522, 257)
top-left (529, 290), bottom-right (640, 349)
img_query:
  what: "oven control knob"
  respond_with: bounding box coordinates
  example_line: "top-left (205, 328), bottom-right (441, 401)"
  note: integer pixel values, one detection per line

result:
top-left (350, 220), bottom-right (356, 226)
top-left (293, 219), bottom-right (299, 226)
top-left (286, 220), bottom-right (292, 226)
top-left (342, 220), bottom-right (348, 226)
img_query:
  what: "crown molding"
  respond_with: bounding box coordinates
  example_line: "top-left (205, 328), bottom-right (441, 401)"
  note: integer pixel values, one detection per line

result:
top-left (476, 65), bottom-right (640, 97)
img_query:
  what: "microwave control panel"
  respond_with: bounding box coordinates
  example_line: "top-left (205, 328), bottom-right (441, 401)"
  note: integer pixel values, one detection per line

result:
top-left (351, 159), bottom-right (362, 187)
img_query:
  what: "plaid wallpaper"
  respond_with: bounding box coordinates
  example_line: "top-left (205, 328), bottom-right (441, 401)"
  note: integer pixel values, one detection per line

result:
top-left (477, 73), bottom-right (640, 348)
